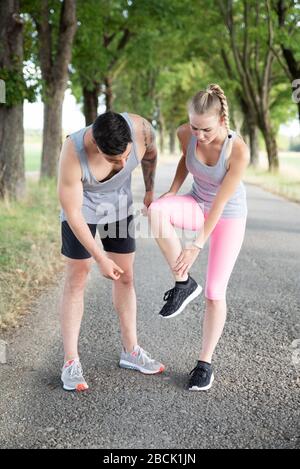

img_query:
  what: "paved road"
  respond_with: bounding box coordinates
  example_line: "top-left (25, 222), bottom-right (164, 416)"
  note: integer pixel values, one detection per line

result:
top-left (0, 162), bottom-right (299, 449)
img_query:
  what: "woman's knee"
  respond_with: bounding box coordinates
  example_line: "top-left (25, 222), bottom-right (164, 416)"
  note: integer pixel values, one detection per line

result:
top-left (148, 199), bottom-right (166, 219)
top-left (149, 196), bottom-right (204, 232)
top-left (148, 201), bottom-right (171, 236)
top-left (205, 284), bottom-right (227, 302)
top-left (205, 297), bottom-right (226, 305)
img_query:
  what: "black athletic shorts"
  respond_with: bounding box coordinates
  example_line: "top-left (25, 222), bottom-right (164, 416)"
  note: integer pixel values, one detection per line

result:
top-left (61, 215), bottom-right (136, 259)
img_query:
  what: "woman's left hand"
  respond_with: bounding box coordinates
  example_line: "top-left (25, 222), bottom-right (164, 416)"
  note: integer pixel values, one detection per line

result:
top-left (173, 245), bottom-right (201, 277)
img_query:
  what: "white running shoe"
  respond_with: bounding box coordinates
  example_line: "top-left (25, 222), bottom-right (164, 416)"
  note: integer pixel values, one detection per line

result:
top-left (119, 345), bottom-right (165, 375)
top-left (61, 358), bottom-right (89, 392)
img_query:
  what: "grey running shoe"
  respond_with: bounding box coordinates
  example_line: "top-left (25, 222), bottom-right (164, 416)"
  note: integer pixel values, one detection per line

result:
top-left (119, 345), bottom-right (165, 375)
top-left (61, 358), bottom-right (89, 392)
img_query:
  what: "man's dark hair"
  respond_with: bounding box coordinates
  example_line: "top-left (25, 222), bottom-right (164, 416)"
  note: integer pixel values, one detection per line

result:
top-left (92, 111), bottom-right (132, 156)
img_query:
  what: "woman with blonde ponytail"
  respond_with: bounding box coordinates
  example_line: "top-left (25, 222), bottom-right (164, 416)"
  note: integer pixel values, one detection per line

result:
top-left (148, 84), bottom-right (249, 391)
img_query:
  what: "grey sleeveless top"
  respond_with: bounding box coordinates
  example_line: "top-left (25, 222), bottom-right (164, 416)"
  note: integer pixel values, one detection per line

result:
top-left (185, 131), bottom-right (247, 218)
top-left (60, 112), bottom-right (140, 224)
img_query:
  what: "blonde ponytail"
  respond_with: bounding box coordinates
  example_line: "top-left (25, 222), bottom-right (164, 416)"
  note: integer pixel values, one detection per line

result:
top-left (189, 83), bottom-right (233, 162)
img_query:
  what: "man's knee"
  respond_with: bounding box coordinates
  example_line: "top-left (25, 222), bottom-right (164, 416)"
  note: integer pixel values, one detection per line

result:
top-left (64, 259), bottom-right (91, 292)
top-left (115, 270), bottom-right (134, 287)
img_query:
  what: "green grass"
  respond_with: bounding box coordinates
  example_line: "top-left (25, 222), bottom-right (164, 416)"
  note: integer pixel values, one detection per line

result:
top-left (245, 152), bottom-right (300, 203)
top-left (0, 179), bottom-right (64, 328)
top-left (24, 132), bottom-right (42, 172)
top-left (24, 131), bottom-right (68, 172)
top-left (25, 142), bottom-right (42, 172)
top-left (280, 154), bottom-right (300, 171)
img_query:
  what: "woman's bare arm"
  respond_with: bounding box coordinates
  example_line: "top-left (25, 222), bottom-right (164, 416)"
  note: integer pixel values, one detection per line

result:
top-left (195, 138), bottom-right (250, 247)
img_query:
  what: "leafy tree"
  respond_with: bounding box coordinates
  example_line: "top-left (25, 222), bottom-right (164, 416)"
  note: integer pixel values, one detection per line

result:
top-left (71, 0), bottom-right (133, 124)
top-left (0, 0), bottom-right (25, 199)
top-left (272, 0), bottom-right (300, 125)
top-left (23, 0), bottom-right (77, 178)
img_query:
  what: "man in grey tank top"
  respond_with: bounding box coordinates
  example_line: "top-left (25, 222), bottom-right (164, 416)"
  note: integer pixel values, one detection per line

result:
top-left (58, 111), bottom-right (165, 391)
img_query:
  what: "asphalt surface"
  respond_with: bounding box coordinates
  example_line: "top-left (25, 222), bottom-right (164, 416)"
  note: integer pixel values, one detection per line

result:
top-left (0, 161), bottom-right (299, 449)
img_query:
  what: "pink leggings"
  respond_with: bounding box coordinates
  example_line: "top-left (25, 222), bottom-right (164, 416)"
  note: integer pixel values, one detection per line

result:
top-left (149, 195), bottom-right (247, 300)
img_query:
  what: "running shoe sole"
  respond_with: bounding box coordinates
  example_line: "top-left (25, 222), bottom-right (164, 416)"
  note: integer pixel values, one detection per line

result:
top-left (160, 284), bottom-right (202, 319)
top-left (189, 373), bottom-right (214, 391)
top-left (62, 382), bottom-right (89, 392)
top-left (119, 362), bottom-right (165, 374)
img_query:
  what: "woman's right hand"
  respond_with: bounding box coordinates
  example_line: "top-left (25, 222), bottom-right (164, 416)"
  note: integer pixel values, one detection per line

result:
top-left (158, 190), bottom-right (176, 199)
top-left (96, 255), bottom-right (124, 280)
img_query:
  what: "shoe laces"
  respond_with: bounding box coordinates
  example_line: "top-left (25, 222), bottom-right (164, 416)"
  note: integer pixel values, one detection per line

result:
top-left (163, 286), bottom-right (180, 305)
top-left (67, 360), bottom-right (83, 379)
top-left (137, 347), bottom-right (155, 366)
top-left (189, 364), bottom-right (208, 378)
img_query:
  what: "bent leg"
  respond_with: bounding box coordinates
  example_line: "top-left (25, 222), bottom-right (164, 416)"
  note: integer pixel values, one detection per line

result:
top-left (148, 195), bottom-right (204, 281)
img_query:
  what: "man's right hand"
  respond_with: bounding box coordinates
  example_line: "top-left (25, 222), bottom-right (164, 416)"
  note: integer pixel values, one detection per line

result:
top-left (96, 255), bottom-right (124, 280)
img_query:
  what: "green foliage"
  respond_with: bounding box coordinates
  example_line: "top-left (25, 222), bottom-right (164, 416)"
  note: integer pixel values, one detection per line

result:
top-left (0, 66), bottom-right (24, 106)
top-left (0, 63), bottom-right (35, 106)
top-left (0, 8), bottom-right (39, 106)
top-left (20, 0), bottom-right (75, 102)
top-left (18, 0), bottom-right (300, 137)
top-left (71, 0), bottom-right (134, 100)
top-left (112, 0), bottom-right (196, 122)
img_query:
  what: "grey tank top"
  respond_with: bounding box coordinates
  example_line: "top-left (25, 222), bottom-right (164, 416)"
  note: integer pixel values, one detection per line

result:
top-left (185, 131), bottom-right (247, 218)
top-left (60, 112), bottom-right (140, 224)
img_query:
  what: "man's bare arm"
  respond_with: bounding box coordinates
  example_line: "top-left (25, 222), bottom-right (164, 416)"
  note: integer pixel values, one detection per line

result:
top-left (57, 139), bottom-right (123, 279)
top-left (57, 139), bottom-right (105, 263)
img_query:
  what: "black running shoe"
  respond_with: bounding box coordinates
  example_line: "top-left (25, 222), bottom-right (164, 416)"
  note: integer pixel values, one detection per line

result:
top-left (159, 276), bottom-right (202, 319)
top-left (189, 361), bottom-right (214, 391)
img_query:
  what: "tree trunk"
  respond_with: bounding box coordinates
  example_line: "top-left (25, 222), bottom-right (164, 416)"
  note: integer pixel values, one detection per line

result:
top-left (261, 123), bottom-right (279, 172)
top-left (41, 87), bottom-right (64, 178)
top-left (83, 83), bottom-right (100, 125)
top-left (169, 127), bottom-right (176, 155)
top-left (248, 122), bottom-right (259, 167)
top-left (35, 0), bottom-right (77, 179)
top-left (158, 116), bottom-right (165, 154)
top-left (0, 104), bottom-right (25, 199)
top-left (222, 1), bottom-right (279, 172)
top-left (239, 95), bottom-right (259, 166)
top-left (104, 76), bottom-right (113, 111)
top-left (0, 0), bottom-right (25, 200)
